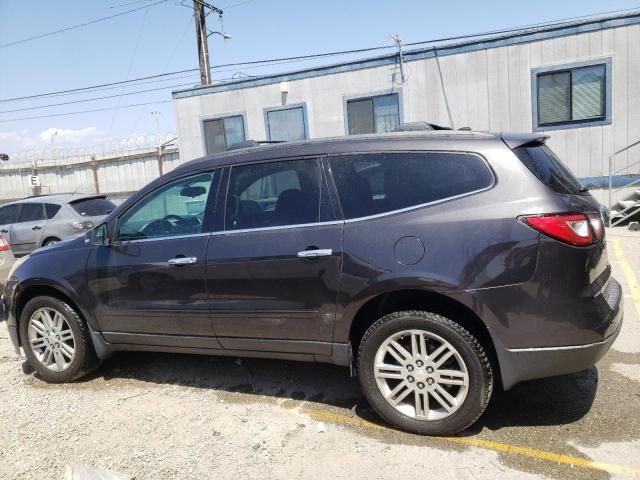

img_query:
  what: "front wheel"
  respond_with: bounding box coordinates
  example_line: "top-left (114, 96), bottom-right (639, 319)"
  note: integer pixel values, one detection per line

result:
top-left (19, 296), bottom-right (99, 382)
top-left (357, 310), bottom-right (493, 435)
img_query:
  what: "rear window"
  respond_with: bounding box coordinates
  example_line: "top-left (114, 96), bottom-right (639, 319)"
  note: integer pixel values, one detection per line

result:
top-left (330, 152), bottom-right (493, 219)
top-left (70, 197), bottom-right (116, 217)
top-left (513, 144), bottom-right (585, 195)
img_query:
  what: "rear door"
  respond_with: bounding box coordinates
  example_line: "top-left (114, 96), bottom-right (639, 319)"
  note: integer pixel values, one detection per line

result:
top-left (206, 157), bottom-right (343, 355)
top-left (0, 204), bottom-right (19, 245)
top-left (11, 203), bottom-right (46, 255)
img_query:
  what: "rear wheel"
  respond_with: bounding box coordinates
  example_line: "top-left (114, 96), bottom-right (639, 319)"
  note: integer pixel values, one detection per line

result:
top-left (19, 296), bottom-right (99, 382)
top-left (357, 310), bottom-right (493, 435)
top-left (43, 237), bottom-right (61, 247)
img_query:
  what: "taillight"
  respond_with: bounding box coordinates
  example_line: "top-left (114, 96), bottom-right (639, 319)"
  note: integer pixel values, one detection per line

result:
top-left (0, 235), bottom-right (10, 252)
top-left (521, 213), bottom-right (602, 246)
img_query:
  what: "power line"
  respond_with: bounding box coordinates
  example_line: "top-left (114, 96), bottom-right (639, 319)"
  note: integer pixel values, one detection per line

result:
top-left (0, 0), bottom-right (169, 49)
top-left (0, 101), bottom-right (174, 123)
top-left (2, 7), bottom-right (637, 103)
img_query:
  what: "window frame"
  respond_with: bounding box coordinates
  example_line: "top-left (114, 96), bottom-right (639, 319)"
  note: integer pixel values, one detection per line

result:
top-left (112, 169), bottom-right (221, 244)
top-left (343, 90), bottom-right (403, 136)
top-left (531, 58), bottom-right (612, 131)
top-left (326, 150), bottom-right (496, 222)
top-left (200, 112), bottom-right (247, 155)
top-left (263, 103), bottom-right (309, 141)
top-left (221, 156), bottom-right (338, 234)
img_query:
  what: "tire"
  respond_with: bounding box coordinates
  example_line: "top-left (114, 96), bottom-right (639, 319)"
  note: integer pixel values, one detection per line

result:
top-left (19, 296), bottom-right (99, 382)
top-left (357, 310), bottom-right (493, 435)
top-left (43, 238), bottom-right (61, 247)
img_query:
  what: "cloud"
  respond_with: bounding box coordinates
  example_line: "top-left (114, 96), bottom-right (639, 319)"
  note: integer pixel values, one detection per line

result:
top-left (38, 127), bottom-right (101, 144)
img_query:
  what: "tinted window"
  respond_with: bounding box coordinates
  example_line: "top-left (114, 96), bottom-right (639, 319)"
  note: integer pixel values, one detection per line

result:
top-left (226, 159), bottom-right (331, 230)
top-left (17, 203), bottom-right (45, 222)
top-left (70, 197), bottom-right (116, 216)
top-left (117, 172), bottom-right (215, 241)
top-left (45, 204), bottom-right (62, 219)
top-left (347, 94), bottom-right (400, 135)
top-left (330, 153), bottom-right (493, 219)
top-left (0, 204), bottom-right (19, 224)
top-left (513, 144), bottom-right (584, 195)
top-left (203, 116), bottom-right (246, 155)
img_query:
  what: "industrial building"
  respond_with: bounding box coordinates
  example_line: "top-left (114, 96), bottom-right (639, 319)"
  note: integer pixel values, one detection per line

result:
top-left (172, 10), bottom-right (640, 205)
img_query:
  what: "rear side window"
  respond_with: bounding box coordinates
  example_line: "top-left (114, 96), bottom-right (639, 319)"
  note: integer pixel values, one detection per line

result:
top-left (329, 152), bottom-right (493, 219)
top-left (45, 204), bottom-right (61, 219)
top-left (17, 203), bottom-right (45, 222)
top-left (513, 144), bottom-right (584, 195)
top-left (70, 197), bottom-right (116, 217)
top-left (0, 204), bottom-right (19, 224)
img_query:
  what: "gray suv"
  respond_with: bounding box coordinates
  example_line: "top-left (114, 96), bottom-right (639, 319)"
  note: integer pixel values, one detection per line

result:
top-left (0, 193), bottom-right (116, 256)
top-left (2, 130), bottom-right (622, 435)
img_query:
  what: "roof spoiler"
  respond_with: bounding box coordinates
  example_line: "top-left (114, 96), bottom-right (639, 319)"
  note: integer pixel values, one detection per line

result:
top-left (501, 133), bottom-right (550, 149)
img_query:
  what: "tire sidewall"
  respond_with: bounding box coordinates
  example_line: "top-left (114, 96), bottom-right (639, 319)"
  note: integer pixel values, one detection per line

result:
top-left (358, 312), bottom-right (491, 435)
top-left (19, 296), bottom-right (89, 383)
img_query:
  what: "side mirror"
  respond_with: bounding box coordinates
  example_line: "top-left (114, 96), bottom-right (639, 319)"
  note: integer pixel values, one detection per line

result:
top-left (92, 223), bottom-right (110, 246)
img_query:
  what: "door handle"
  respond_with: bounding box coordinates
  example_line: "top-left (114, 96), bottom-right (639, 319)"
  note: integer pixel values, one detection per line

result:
top-left (168, 256), bottom-right (198, 266)
top-left (297, 249), bottom-right (333, 258)
top-left (32, 226), bottom-right (42, 231)
top-left (0, 229), bottom-right (8, 234)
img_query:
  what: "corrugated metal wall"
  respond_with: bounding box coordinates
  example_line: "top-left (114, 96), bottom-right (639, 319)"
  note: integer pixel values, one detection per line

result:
top-left (0, 147), bottom-right (180, 203)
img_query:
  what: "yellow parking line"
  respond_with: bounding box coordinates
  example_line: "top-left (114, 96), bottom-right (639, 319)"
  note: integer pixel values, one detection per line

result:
top-left (611, 238), bottom-right (640, 317)
top-left (308, 410), bottom-right (640, 478)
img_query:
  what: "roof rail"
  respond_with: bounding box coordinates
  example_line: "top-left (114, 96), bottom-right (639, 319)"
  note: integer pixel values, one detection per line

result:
top-left (393, 122), bottom-right (453, 132)
top-left (227, 139), bottom-right (286, 151)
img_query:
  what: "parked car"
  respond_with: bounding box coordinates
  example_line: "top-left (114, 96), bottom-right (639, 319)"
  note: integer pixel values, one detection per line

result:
top-left (2, 130), bottom-right (622, 435)
top-left (0, 234), bottom-right (15, 286)
top-left (0, 193), bottom-right (116, 256)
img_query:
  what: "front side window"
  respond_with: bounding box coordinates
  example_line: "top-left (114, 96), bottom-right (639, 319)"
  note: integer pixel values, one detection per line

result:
top-left (0, 204), bottom-right (19, 225)
top-left (203, 115), bottom-right (246, 155)
top-left (535, 61), bottom-right (609, 129)
top-left (330, 153), bottom-right (493, 219)
top-left (347, 93), bottom-right (400, 135)
top-left (117, 172), bottom-right (215, 241)
top-left (226, 158), bottom-right (331, 230)
top-left (265, 105), bottom-right (307, 141)
top-left (17, 203), bottom-right (45, 223)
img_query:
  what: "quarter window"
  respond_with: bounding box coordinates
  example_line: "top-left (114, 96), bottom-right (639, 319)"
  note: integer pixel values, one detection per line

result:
top-left (117, 172), bottom-right (216, 241)
top-left (17, 203), bottom-right (45, 223)
top-left (226, 159), bottom-right (331, 230)
top-left (535, 62), bottom-right (609, 129)
top-left (44, 204), bottom-right (62, 219)
top-left (347, 94), bottom-right (400, 135)
top-left (329, 153), bottom-right (493, 219)
top-left (265, 105), bottom-right (307, 141)
top-left (203, 115), bottom-right (246, 155)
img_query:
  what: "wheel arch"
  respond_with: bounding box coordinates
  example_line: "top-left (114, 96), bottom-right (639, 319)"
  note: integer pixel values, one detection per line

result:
top-left (15, 283), bottom-right (91, 347)
top-left (347, 288), bottom-right (501, 386)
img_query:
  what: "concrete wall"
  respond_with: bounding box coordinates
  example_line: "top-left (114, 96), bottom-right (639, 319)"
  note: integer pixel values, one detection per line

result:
top-left (0, 146), bottom-right (180, 203)
top-left (173, 20), bottom-right (640, 208)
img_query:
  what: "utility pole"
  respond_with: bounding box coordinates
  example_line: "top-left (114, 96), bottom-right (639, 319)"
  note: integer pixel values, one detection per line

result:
top-left (193, 0), bottom-right (224, 85)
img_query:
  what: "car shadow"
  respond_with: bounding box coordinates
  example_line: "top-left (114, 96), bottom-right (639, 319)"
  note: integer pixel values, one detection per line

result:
top-left (79, 351), bottom-right (597, 434)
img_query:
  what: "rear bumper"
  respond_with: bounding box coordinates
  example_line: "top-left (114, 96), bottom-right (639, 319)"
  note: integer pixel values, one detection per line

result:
top-left (497, 299), bottom-right (623, 390)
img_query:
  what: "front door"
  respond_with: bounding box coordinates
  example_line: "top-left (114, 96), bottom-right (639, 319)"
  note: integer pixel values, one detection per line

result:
top-left (11, 203), bottom-right (46, 255)
top-left (86, 171), bottom-right (220, 343)
top-left (207, 158), bottom-right (343, 355)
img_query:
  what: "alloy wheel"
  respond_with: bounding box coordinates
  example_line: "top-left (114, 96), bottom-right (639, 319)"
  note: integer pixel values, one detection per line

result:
top-left (27, 307), bottom-right (76, 372)
top-left (374, 329), bottom-right (469, 421)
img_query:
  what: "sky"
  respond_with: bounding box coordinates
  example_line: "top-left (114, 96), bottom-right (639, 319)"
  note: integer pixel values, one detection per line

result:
top-left (1, 0), bottom-right (639, 157)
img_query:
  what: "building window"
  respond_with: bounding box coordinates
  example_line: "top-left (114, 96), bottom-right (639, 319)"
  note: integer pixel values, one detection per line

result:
top-left (532, 60), bottom-right (611, 130)
top-left (346, 93), bottom-right (400, 135)
top-left (203, 115), bottom-right (246, 154)
top-left (265, 104), bottom-right (308, 141)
